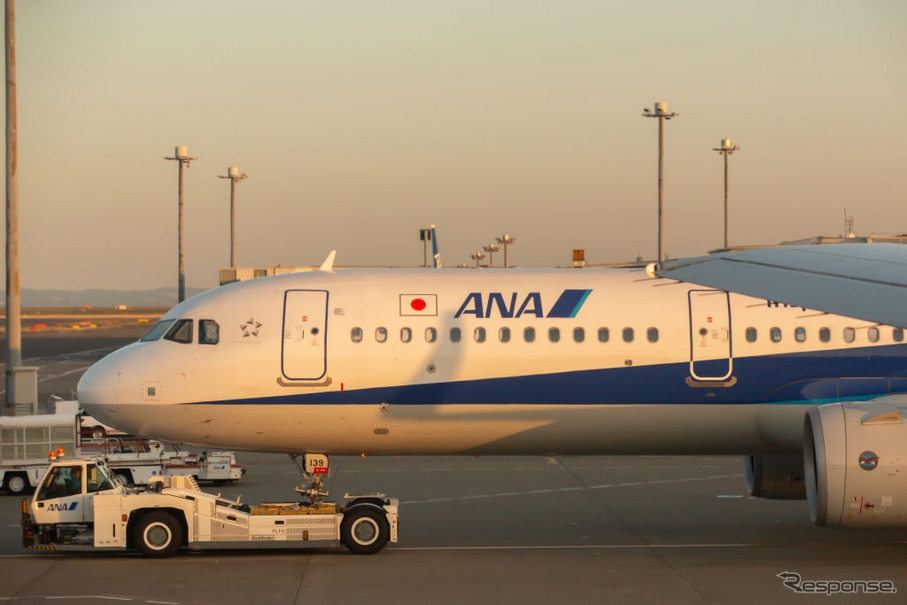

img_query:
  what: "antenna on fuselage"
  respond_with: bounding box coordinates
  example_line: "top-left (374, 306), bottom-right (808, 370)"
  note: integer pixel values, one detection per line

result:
top-left (318, 250), bottom-right (337, 272)
top-left (430, 225), bottom-right (441, 268)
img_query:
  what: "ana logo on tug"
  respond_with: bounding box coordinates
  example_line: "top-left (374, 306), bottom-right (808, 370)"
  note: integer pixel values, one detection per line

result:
top-left (454, 289), bottom-right (592, 319)
top-left (47, 502), bottom-right (78, 512)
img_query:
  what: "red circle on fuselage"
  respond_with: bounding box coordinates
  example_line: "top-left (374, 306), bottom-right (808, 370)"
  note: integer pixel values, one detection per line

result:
top-left (410, 298), bottom-right (427, 311)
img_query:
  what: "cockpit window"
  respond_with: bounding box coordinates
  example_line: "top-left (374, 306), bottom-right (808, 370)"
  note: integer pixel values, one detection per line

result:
top-left (164, 319), bottom-right (194, 344)
top-left (140, 319), bottom-right (175, 342)
top-left (199, 320), bottom-right (220, 345)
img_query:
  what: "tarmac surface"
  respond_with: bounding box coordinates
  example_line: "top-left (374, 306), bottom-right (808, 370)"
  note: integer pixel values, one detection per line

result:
top-left (1, 327), bottom-right (906, 604)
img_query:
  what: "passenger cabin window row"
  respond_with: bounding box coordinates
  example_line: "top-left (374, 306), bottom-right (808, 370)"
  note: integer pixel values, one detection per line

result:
top-left (743, 326), bottom-right (902, 344)
top-left (350, 326), bottom-right (661, 344)
top-left (141, 318), bottom-right (220, 345)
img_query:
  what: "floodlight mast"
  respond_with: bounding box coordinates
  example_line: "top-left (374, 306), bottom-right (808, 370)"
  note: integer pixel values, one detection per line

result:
top-left (219, 166), bottom-right (248, 268)
top-left (483, 243), bottom-right (500, 267)
top-left (495, 234), bottom-right (516, 268)
top-left (5, 0), bottom-right (21, 408)
top-left (470, 251), bottom-right (486, 268)
top-left (712, 138), bottom-right (741, 249)
top-left (642, 101), bottom-right (678, 266)
top-left (164, 146), bottom-right (197, 303)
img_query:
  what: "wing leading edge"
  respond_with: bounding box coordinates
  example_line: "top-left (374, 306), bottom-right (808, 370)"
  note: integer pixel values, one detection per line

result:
top-left (657, 243), bottom-right (907, 328)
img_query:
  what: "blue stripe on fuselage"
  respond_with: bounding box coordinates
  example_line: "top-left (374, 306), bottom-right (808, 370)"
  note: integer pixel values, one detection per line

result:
top-left (189, 343), bottom-right (907, 408)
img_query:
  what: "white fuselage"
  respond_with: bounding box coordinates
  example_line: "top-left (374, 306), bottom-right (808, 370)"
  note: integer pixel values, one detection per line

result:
top-left (77, 268), bottom-right (907, 456)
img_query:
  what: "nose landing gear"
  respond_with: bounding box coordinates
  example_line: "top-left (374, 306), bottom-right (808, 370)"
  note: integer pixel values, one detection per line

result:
top-left (289, 453), bottom-right (330, 505)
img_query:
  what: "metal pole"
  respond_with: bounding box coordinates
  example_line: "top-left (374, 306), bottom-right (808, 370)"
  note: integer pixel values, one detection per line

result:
top-left (230, 178), bottom-right (236, 268)
top-left (723, 151), bottom-right (729, 249)
top-left (5, 0), bottom-right (21, 408)
top-left (643, 102), bottom-right (677, 266)
top-left (713, 139), bottom-right (739, 250)
top-left (178, 160), bottom-right (185, 303)
top-left (657, 116), bottom-right (664, 264)
top-left (503, 243), bottom-right (508, 268)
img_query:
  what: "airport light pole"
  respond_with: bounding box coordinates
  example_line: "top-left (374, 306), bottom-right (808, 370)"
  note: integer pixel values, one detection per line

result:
top-left (4, 0), bottom-right (20, 408)
top-left (642, 101), bottom-right (678, 266)
top-left (495, 234), bottom-right (516, 268)
top-left (419, 228), bottom-right (432, 267)
top-left (219, 166), bottom-right (247, 268)
top-left (470, 251), bottom-right (486, 268)
top-left (712, 138), bottom-right (740, 249)
top-left (483, 243), bottom-right (500, 267)
top-left (164, 146), bottom-right (196, 303)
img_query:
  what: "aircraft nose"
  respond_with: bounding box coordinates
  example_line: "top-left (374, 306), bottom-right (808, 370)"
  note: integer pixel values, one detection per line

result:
top-left (77, 350), bottom-right (120, 419)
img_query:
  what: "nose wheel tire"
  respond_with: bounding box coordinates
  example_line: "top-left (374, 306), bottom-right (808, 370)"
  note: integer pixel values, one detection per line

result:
top-left (134, 511), bottom-right (183, 558)
top-left (340, 506), bottom-right (390, 554)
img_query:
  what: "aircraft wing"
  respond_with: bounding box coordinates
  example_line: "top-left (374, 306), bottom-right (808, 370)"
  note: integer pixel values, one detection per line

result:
top-left (657, 243), bottom-right (907, 328)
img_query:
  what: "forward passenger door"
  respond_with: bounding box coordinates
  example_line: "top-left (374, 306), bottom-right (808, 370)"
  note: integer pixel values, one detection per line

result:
top-left (281, 290), bottom-right (329, 381)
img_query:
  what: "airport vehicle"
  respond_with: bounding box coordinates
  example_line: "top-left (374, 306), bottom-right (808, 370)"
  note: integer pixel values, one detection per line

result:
top-left (1, 413), bottom-right (244, 494)
top-left (21, 454), bottom-right (398, 556)
top-left (77, 246), bottom-right (907, 529)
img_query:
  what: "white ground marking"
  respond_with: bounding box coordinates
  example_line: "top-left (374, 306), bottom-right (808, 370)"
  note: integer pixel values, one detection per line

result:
top-left (404, 473), bottom-right (743, 505)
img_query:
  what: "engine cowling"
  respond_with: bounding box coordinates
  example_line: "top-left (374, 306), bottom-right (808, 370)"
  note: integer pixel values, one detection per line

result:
top-left (804, 397), bottom-right (907, 528)
top-left (744, 454), bottom-right (806, 500)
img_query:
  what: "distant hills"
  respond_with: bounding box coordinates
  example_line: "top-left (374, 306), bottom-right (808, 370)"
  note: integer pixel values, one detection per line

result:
top-left (0, 287), bottom-right (207, 308)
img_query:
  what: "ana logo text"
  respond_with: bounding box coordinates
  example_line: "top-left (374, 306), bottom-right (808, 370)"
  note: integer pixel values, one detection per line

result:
top-left (47, 502), bottom-right (78, 512)
top-left (455, 289), bottom-right (592, 319)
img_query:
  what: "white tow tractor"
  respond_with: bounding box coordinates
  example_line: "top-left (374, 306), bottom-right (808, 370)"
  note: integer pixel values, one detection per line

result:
top-left (20, 454), bottom-right (398, 556)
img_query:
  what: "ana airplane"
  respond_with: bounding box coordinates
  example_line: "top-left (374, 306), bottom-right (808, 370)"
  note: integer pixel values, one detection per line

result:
top-left (78, 244), bottom-right (907, 530)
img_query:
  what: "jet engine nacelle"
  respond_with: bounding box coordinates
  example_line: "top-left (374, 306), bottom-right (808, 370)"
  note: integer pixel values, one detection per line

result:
top-left (744, 454), bottom-right (805, 500)
top-left (804, 397), bottom-right (907, 528)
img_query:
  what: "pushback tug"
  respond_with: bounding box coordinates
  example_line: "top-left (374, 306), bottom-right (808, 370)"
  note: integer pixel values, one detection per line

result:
top-left (21, 453), bottom-right (398, 557)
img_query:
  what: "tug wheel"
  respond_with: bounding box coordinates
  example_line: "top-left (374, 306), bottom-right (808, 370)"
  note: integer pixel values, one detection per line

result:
top-left (341, 506), bottom-right (390, 554)
top-left (134, 511), bottom-right (182, 558)
top-left (5, 473), bottom-right (28, 495)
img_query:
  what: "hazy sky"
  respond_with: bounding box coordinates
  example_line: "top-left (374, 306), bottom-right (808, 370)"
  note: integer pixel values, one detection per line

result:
top-left (2, 0), bottom-right (905, 290)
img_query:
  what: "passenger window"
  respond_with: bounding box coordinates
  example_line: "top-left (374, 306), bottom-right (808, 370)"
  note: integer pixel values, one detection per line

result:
top-left (573, 327), bottom-right (585, 343)
top-left (141, 319), bottom-right (175, 342)
top-left (794, 327), bottom-right (806, 343)
top-left (868, 327), bottom-right (879, 343)
top-left (524, 327), bottom-right (536, 343)
top-left (164, 319), bottom-right (193, 344)
top-left (474, 327), bottom-right (486, 343)
top-left (843, 327), bottom-right (855, 343)
top-left (401, 327), bottom-right (412, 343)
top-left (894, 328), bottom-right (904, 342)
top-left (425, 327), bottom-right (437, 343)
top-left (450, 327), bottom-right (461, 343)
top-left (770, 327), bottom-right (782, 343)
top-left (647, 327), bottom-right (659, 343)
top-left (499, 327), bottom-right (511, 343)
top-left (819, 327), bottom-right (830, 343)
top-left (598, 327), bottom-right (610, 343)
top-left (549, 327), bottom-right (560, 343)
top-left (375, 327), bottom-right (388, 343)
top-left (351, 327), bottom-right (363, 343)
top-left (199, 320), bottom-right (219, 345)
top-left (622, 328), bottom-right (634, 343)
top-left (745, 327), bottom-right (757, 343)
